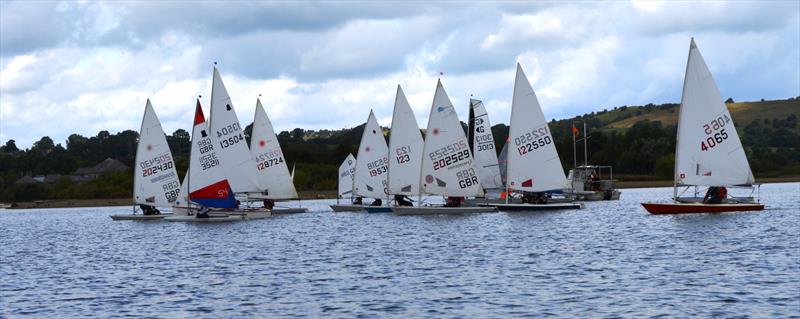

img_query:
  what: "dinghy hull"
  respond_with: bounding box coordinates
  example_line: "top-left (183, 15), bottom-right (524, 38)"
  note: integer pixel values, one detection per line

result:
top-left (484, 203), bottom-right (584, 211)
top-left (271, 208), bottom-right (308, 214)
top-left (165, 214), bottom-right (244, 222)
top-left (110, 213), bottom-right (173, 221)
top-left (392, 206), bottom-right (497, 216)
top-left (329, 204), bottom-right (366, 212)
top-left (364, 206), bottom-right (393, 213)
top-left (641, 202), bottom-right (764, 214)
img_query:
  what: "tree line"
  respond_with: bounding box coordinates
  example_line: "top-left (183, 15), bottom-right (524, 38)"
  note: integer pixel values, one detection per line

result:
top-left (1, 100), bottom-right (798, 202)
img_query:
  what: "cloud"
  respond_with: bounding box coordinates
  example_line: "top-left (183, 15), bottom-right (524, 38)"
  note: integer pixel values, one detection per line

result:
top-left (0, 0), bottom-right (798, 148)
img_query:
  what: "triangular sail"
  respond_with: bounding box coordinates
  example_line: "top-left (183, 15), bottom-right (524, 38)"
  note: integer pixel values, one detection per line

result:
top-left (506, 63), bottom-right (567, 192)
top-left (209, 67), bottom-right (263, 193)
top-left (675, 38), bottom-right (755, 187)
top-left (250, 99), bottom-right (299, 199)
top-left (353, 111), bottom-right (389, 198)
top-left (188, 100), bottom-right (237, 208)
top-left (134, 100), bottom-right (181, 207)
top-left (419, 80), bottom-right (483, 197)
top-left (388, 85), bottom-right (424, 196)
top-left (338, 154), bottom-right (356, 198)
top-left (469, 98), bottom-right (503, 190)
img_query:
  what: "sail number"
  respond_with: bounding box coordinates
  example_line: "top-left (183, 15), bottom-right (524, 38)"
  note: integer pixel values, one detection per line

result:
top-left (198, 138), bottom-right (215, 154)
top-left (700, 115), bottom-right (732, 151)
top-left (475, 133), bottom-right (494, 151)
top-left (257, 157), bottom-right (284, 170)
top-left (199, 153), bottom-right (220, 170)
top-left (456, 168), bottom-right (479, 189)
top-left (255, 150), bottom-right (284, 170)
top-left (429, 140), bottom-right (469, 170)
top-left (368, 157), bottom-right (388, 177)
top-left (217, 123), bottom-right (244, 149)
top-left (395, 145), bottom-right (413, 164)
top-left (514, 126), bottom-right (552, 155)
top-left (140, 153), bottom-right (173, 177)
top-left (162, 180), bottom-right (180, 202)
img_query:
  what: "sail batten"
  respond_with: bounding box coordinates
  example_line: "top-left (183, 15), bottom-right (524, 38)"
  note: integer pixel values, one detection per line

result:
top-left (674, 39), bottom-right (755, 187)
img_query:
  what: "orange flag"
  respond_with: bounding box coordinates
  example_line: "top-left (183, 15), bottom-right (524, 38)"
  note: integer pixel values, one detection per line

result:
top-left (572, 124), bottom-right (579, 137)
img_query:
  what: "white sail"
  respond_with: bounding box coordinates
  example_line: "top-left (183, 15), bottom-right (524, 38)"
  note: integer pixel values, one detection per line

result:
top-left (133, 99), bottom-right (181, 207)
top-left (353, 111), bottom-right (389, 198)
top-left (173, 171), bottom-right (189, 209)
top-left (419, 80), bottom-right (483, 197)
top-left (469, 98), bottom-right (503, 190)
top-left (188, 100), bottom-right (236, 208)
top-left (388, 85), bottom-right (424, 195)
top-left (250, 98), bottom-right (299, 199)
top-left (506, 63), bottom-right (567, 192)
top-left (338, 153), bottom-right (356, 198)
top-left (209, 67), bottom-right (262, 193)
top-left (675, 38), bottom-right (755, 187)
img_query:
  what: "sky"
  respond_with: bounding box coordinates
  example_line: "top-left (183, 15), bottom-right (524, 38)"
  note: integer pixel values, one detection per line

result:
top-left (1, 1), bottom-right (798, 148)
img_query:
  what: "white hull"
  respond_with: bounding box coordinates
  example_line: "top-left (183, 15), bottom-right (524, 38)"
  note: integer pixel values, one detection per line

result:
top-left (392, 206), bottom-right (497, 216)
top-left (329, 204), bottom-right (366, 212)
top-left (110, 213), bottom-right (173, 221)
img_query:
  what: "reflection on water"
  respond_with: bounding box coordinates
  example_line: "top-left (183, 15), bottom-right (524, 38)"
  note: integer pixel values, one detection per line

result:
top-left (1, 183), bottom-right (799, 317)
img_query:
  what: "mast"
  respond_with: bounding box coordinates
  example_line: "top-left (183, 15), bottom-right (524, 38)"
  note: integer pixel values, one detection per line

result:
top-left (673, 38), bottom-right (695, 202)
top-left (583, 122), bottom-right (588, 166)
top-left (572, 122), bottom-right (577, 170)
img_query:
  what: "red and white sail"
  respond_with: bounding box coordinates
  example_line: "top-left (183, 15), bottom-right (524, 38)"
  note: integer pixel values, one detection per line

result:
top-left (188, 100), bottom-right (236, 208)
top-left (250, 99), bottom-right (298, 199)
top-left (675, 38), bottom-right (754, 187)
top-left (133, 99), bottom-right (181, 207)
top-left (506, 63), bottom-right (566, 192)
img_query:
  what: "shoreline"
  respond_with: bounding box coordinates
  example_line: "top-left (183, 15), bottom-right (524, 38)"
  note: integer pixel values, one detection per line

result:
top-left (3, 177), bottom-right (797, 210)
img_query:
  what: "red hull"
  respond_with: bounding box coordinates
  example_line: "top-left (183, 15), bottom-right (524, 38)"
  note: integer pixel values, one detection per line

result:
top-left (641, 202), bottom-right (764, 214)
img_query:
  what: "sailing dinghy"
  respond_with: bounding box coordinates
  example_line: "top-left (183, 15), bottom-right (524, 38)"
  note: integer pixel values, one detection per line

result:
top-left (165, 99), bottom-right (244, 222)
top-left (350, 110), bottom-right (390, 212)
top-left (207, 67), bottom-right (270, 219)
top-left (641, 38), bottom-right (763, 214)
top-left (365, 85), bottom-right (424, 213)
top-left (462, 98), bottom-right (506, 206)
top-left (392, 80), bottom-right (497, 215)
top-left (483, 64), bottom-right (582, 212)
top-left (330, 153), bottom-right (363, 212)
top-left (249, 98), bottom-right (307, 214)
top-left (112, 100), bottom-right (181, 220)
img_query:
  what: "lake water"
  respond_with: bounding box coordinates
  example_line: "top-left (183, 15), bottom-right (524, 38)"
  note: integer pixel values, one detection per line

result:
top-left (2, 183), bottom-right (799, 318)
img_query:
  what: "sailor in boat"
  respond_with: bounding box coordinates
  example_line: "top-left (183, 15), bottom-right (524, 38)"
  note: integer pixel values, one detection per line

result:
top-left (370, 198), bottom-right (382, 206)
top-left (353, 197), bottom-right (363, 205)
top-left (139, 204), bottom-right (161, 215)
top-left (703, 186), bottom-right (727, 204)
top-left (263, 198), bottom-right (275, 210)
top-left (196, 206), bottom-right (211, 218)
top-left (445, 196), bottom-right (464, 207)
top-left (522, 192), bottom-right (549, 204)
top-left (394, 195), bottom-right (413, 207)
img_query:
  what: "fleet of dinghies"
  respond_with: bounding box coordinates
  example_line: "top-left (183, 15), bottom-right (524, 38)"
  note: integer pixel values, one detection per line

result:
top-left (118, 38), bottom-right (764, 221)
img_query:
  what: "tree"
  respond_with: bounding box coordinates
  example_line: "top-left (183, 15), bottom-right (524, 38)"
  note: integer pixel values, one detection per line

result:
top-left (1, 140), bottom-right (18, 152)
top-left (32, 136), bottom-right (55, 154)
